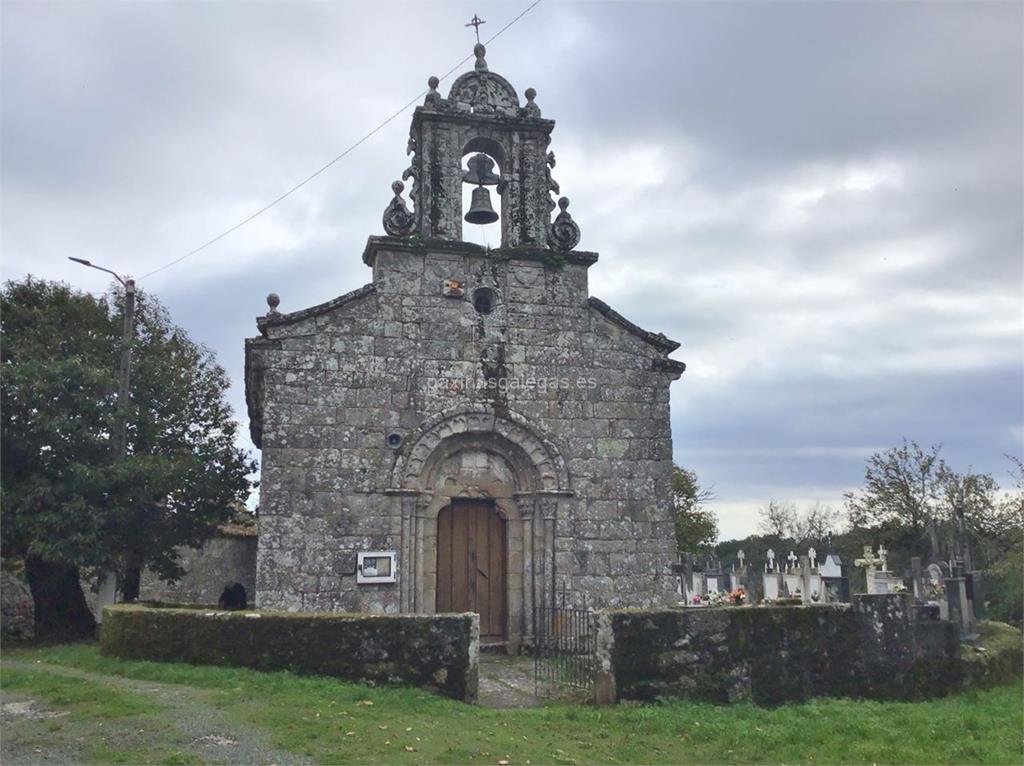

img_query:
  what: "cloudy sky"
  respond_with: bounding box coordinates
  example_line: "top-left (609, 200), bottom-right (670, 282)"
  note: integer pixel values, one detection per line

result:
top-left (3, 1), bottom-right (1021, 539)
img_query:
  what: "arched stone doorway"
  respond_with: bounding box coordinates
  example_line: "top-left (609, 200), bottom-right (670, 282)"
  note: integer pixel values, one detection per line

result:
top-left (388, 406), bottom-right (572, 648)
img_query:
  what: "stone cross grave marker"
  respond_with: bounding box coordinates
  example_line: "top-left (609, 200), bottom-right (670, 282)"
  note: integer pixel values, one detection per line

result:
top-left (907, 556), bottom-right (924, 600)
top-left (787, 551), bottom-right (798, 572)
top-left (766, 549), bottom-right (776, 572)
top-left (808, 547), bottom-right (817, 570)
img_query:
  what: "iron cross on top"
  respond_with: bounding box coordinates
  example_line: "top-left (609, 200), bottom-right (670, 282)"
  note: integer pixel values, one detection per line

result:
top-left (465, 14), bottom-right (486, 43)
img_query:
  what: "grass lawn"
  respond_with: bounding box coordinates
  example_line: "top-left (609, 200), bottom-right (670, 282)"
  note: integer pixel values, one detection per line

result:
top-left (2, 643), bottom-right (1022, 765)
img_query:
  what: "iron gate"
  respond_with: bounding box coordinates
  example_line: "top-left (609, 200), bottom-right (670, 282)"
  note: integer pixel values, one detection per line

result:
top-left (533, 588), bottom-right (595, 696)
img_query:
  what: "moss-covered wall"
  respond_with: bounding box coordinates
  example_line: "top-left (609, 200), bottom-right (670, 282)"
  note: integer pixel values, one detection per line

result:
top-left (100, 605), bottom-right (479, 702)
top-left (596, 595), bottom-right (1012, 705)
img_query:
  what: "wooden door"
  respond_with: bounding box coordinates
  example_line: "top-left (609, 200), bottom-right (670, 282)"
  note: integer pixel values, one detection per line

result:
top-left (436, 500), bottom-right (507, 640)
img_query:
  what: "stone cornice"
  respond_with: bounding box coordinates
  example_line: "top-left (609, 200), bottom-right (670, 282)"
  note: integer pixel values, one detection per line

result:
top-left (362, 235), bottom-right (598, 269)
top-left (588, 296), bottom-right (683, 355)
top-left (412, 104), bottom-right (555, 132)
top-left (256, 283), bottom-right (376, 336)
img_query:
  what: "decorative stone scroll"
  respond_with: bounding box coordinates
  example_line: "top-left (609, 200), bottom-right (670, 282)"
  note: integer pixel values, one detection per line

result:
top-left (382, 180), bottom-right (415, 237)
top-left (547, 196), bottom-right (581, 252)
top-left (447, 44), bottom-right (520, 115)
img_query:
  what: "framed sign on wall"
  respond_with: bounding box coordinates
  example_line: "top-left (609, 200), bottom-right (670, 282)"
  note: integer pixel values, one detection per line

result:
top-left (356, 551), bottom-right (397, 584)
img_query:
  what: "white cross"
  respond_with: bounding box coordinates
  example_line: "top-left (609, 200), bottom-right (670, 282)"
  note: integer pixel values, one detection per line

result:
top-left (808, 547), bottom-right (817, 568)
top-left (766, 549), bottom-right (775, 571)
top-left (877, 544), bottom-right (888, 571)
top-left (787, 551), bottom-right (798, 571)
top-left (737, 550), bottom-right (745, 567)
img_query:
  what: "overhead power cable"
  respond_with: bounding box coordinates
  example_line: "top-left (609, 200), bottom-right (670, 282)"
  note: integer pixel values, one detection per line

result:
top-left (139, 0), bottom-right (544, 281)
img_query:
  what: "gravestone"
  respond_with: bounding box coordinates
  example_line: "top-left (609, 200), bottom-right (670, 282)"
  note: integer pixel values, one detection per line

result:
top-left (907, 556), bottom-right (925, 601)
top-left (819, 553), bottom-right (849, 603)
top-left (801, 552), bottom-right (823, 603)
top-left (698, 557), bottom-right (724, 595)
top-left (783, 551), bottom-right (802, 598)
top-left (762, 548), bottom-right (783, 601)
top-left (965, 571), bottom-right (986, 620)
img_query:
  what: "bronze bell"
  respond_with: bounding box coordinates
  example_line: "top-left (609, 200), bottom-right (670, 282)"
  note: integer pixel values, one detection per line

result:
top-left (465, 185), bottom-right (498, 225)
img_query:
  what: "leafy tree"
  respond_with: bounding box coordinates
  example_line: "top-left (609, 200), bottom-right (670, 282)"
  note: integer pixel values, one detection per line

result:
top-left (1, 278), bottom-right (254, 638)
top-left (671, 465), bottom-right (717, 554)
top-left (844, 440), bottom-right (947, 557)
top-left (979, 456), bottom-right (1024, 625)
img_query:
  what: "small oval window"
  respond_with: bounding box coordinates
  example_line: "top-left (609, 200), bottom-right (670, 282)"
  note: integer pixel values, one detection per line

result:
top-left (472, 287), bottom-right (497, 315)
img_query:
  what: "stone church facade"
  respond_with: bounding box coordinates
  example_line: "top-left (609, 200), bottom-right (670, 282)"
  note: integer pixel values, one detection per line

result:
top-left (245, 43), bottom-right (686, 645)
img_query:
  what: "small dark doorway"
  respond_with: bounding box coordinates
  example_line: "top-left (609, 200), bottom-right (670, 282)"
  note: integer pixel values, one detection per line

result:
top-left (436, 499), bottom-right (508, 641)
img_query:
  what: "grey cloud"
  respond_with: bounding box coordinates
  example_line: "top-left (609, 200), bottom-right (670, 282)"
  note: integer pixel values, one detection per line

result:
top-left (2, 1), bottom-right (1019, 539)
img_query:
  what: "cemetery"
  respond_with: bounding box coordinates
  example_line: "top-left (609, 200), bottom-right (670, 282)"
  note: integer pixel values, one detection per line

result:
top-left (91, 512), bottom-right (1018, 710)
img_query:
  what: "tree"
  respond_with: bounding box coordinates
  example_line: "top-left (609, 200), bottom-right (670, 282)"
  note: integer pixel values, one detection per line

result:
top-left (844, 440), bottom-right (947, 557)
top-left (985, 456), bottom-right (1024, 625)
top-left (756, 499), bottom-right (843, 549)
top-left (1, 278), bottom-right (254, 639)
top-left (790, 502), bottom-right (844, 548)
top-left (671, 465), bottom-right (717, 554)
top-left (756, 499), bottom-right (798, 539)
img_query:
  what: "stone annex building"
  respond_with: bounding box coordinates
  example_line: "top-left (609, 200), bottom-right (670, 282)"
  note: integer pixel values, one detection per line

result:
top-left (245, 43), bottom-right (686, 646)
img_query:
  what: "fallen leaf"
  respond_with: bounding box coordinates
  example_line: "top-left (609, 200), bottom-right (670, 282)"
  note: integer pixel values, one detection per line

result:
top-left (499, 761), bottom-right (509, 765)
top-left (405, 746), bottom-right (416, 752)
top-left (346, 731), bottom-right (356, 736)
top-left (359, 700), bottom-right (374, 706)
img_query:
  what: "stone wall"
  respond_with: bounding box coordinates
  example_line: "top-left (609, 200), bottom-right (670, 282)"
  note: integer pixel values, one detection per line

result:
top-left (100, 604), bottom-right (479, 702)
top-left (594, 595), bottom-right (986, 705)
top-left (247, 237), bottom-right (685, 633)
top-left (138, 530), bottom-right (257, 607)
top-left (1, 568), bottom-right (35, 640)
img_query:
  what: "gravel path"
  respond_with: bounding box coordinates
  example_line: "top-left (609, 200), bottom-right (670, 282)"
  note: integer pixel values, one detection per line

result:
top-left (2, 659), bottom-right (311, 766)
top-left (477, 655), bottom-right (545, 708)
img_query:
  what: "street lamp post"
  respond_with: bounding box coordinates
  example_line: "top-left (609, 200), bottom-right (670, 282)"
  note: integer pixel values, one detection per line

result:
top-left (68, 258), bottom-right (139, 604)
top-left (68, 258), bottom-right (136, 460)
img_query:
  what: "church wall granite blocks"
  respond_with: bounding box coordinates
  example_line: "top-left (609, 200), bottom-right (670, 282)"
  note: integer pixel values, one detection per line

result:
top-left (244, 43), bottom-right (685, 645)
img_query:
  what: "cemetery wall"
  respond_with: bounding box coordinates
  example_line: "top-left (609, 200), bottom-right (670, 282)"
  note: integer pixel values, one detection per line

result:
top-left (957, 621), bottom-right (1023, 688)
top-left (100, 604), bottom-right (479, 702)
top-left (595, 595), bottom-right (977, 705)
top-left (137, 529), bottom-right (258, 607)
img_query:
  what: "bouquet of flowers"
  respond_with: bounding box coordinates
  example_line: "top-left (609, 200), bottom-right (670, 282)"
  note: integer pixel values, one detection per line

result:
top-left (729, 587), bottom-right (746, 605)
top-left (704, 590), bottom-right (728, 606)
